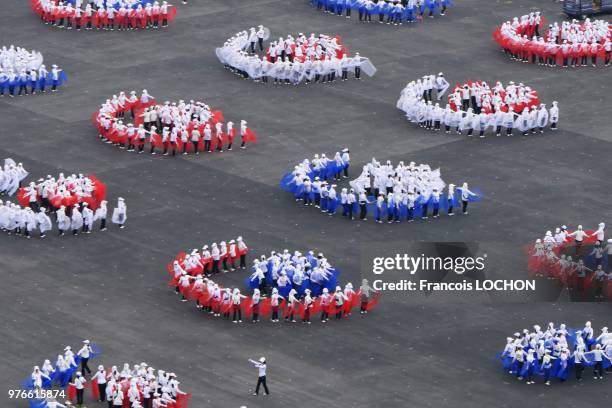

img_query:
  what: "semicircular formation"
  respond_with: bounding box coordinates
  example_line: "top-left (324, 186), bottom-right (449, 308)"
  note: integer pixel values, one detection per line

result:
top-left (1, 158), bottom-right (127, 239)
top-left (23, 340), bottom-right (191, 408)
top-left (1, 45), bottom-right (66, 97)
top-left (167, 238), bottom-right (380, 324)
top-left (281, 151), bottom-right (481, 222)
top-left (93, 90), bottom-right (258, 155)
top-left (493, 12), bottom-right (611, 68)
top-left (309, 0), bottom-right (453, 25)
top-left (498, 321), bottom-right (611, 385)
top-left (397, 73), bottom-right (559, 137)
top-left (31, 0), bottom-right (178, 30)
top-left (527, 223), bottom-right (611, 300)
top-left (216, 26), bottom-right (376, 85)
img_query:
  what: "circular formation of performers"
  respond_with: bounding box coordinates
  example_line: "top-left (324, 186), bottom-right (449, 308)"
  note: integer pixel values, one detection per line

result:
top-left (500, 322), bottom-right (612, 385)
top-left (528, 223), bottom-right (611, 300)
top-left (281, 154), bottom-right (480, 222)
top-left (168, 243), bottom-right (380, 324)
top-left (216, 26), bottom-right (376, 84)
top-left (31, 0), bottom-right (177, 30)
top-left (397, 74), bottom-right (559, 137)
top-left (0, 45), bottom-right (66, 97)
top-left (493, 12), bottom-right (611, 67)
top-left (94, 90), bottom-right (257, 155)
top-left (310, 0), bottom-right (452, 25)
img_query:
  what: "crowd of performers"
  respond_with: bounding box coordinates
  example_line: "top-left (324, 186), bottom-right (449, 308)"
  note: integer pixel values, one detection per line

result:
top-left (493, 12), bottom-right (611, 67)
top-left (25, 340), bottom-right (190, 408)
top-left (310, 0), bottom-right (452, 25)
top-left (281, 153), bottom-right (480, 222)
top-left (31, 0), bottom-right (177, 30)
top-left (67, 363), bottom-right (190, 408)
top-left (528, 223), bottom-right (612, 300)
top-left (1, 196), bottom-right (126, 238)
top-left (168, 243), bottom-right (380, 324)
top-left (24, 340), bottom-right (100, 407)
top-left (397, 73), bottom-right (559, 137)
top-left (0, 45), bottom-right (66, 97)
top-left (500, 322), bottom-right (612, 385)
top-left (216, 26), bottom-right (376, 84)
top-left (0, 160), bottom-right (127, 238)
top-left (93, 90), bottom-right (258, 155)
top-left (17, 173), bottom-right (107, 213)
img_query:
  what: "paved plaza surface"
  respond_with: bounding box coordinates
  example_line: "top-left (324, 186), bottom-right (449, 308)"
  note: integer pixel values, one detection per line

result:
top-left (1, 1), bottom-right (611, 407)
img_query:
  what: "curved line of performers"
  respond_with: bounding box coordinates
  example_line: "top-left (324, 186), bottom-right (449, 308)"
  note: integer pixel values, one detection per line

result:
top-left (1, 197), bottom-right (126, 238)
top-left (500, 322), bottom-right (612, 385)
top-left (32, 0), bottom-right (177, 30)
top-left (169, 237), bottom-right (250, 276)
top-left (171, 277), bottom-right (380, 324)
top-left (0, 65), bottom-right (66, 97)
top-left (311, 0), bottom-right (452, 23)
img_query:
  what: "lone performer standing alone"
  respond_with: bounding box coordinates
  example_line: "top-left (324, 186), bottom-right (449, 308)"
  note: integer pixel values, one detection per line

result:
top-left (249, 357), bottom-right (270, 396)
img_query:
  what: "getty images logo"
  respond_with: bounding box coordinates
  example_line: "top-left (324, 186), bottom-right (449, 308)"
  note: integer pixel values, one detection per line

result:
top-left (372, 253), bottom-right (487, 276)
top-left (368, 243), bottom-right (537, 293)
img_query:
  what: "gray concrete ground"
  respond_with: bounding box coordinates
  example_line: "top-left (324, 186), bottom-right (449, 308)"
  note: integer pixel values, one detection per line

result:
top-left (0, 0), bottom-right (611, 407)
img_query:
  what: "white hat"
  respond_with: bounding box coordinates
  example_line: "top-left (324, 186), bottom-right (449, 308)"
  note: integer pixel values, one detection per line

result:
top-left (259, 357), bottom-right (266, 363)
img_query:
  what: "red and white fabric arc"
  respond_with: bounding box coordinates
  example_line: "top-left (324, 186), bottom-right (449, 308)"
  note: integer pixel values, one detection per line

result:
top-left (449, 81), bottom-right (541, 115)
top-left (16, 176), bottom-right (107, 211)
top-left (92, 95), bottom-right (257, 152)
